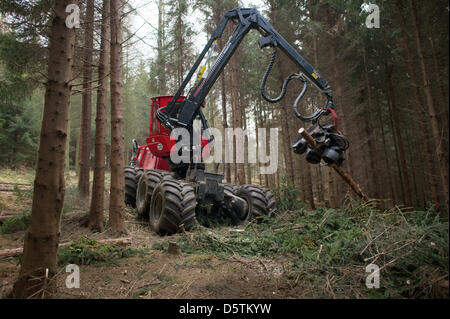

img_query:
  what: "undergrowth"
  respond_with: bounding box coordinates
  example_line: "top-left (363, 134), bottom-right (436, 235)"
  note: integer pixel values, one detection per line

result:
top-left (0, 210), bottom-right (30, 234)
top-left (57, 237), bottom-right (149, 266)
top-left (172, 200), bottom-right (448, 299)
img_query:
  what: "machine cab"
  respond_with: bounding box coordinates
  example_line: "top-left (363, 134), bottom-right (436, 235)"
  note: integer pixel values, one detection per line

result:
top-left (132, 95), bottom-right (209, 171)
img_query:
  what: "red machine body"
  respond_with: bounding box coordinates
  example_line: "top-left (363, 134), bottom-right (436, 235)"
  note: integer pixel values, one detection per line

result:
top-left (132, 95), bottom-right (209, 171)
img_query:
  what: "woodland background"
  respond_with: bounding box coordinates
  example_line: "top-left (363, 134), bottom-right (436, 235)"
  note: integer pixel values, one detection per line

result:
top-left (0, 0), bottom-right (448, 300)
top-left (0, 0), bottom-right (448, 210)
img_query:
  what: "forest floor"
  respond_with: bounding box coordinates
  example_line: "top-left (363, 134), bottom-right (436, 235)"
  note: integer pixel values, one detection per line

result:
top-left (0, 168), bottom-right (448, 299)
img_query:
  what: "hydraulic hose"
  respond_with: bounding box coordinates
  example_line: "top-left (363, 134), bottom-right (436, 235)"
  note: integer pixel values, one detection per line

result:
top-left (293, 83), bottom-right (328, 122)
top-left (261, 46), bottom-right (300, 103)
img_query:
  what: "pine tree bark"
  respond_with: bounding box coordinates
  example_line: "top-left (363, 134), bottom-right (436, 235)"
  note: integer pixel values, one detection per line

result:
top-left (109, 0), bottom-right (127, 233)
top-left (219, 39), bottom-right (231, 183)
top-left (394, 0), bottom-right (439, 205)
top-left (12, 0), bottom-right (76, 298)
top-left (375, 93), bottom-right (396, 206)
top-left (175, 0), bottom-right (184, 89)
top-left (157, 0), bottom-right (166, 94)
top-left (242, 107), bottom-right (252, 184)
top-left (362, 48), bottom-right (381, 201)
top-left (255, 104), bottom-right (264, 186)
top-left (427, 32), bottom-right (449, 166)
top-left (275, 63), bottom-right (295, 186)
top-left (327, 168), bottom-right (336, 208)
top-left (228, 26), bottom-right (245, 185)
top-left (408, 0), bottom-right (448, 212)
top-left (326, 5), bottom-right (352, 177)
top-left (427, 32), bottom-right (449, 178)
top-left (311, 34), bottom-right (325, 205)
top-left (78, 0), bottom-right (95, 199)
top-left (386, 63), bottom-right (412, 206)
top-left (88, 0), bottom-right (110, 232)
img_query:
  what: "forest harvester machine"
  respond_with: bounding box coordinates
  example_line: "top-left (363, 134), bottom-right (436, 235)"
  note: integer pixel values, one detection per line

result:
top-left (124, 8), bottom-right (349, 235)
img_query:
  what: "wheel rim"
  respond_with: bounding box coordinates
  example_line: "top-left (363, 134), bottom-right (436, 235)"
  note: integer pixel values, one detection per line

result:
top-left (137, 178), bottom-right (147, 211)
top-left (238, 197), bottom-right (249, 220)
top-left (152, 191), bottom-right (163, 223)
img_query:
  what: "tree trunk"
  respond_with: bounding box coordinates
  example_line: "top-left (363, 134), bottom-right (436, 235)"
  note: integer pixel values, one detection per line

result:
top-left (88, 0), bottom-right (110, 232)
top-left (157, 0), bottom-right (166, 94)
top-left (276, 64), bottom-right (295, 186)
top-left (409, 0), bottom-right (448, 212)
top-left (78, 0), bottom-right (95, 199)
top-left (242, 107), bottom-right (252, 184)
top-left (326, 5), bottom-right (352, 178)
top-left (311, 34), bottom-right (324, 205)
top-left (427, 32), bottom-right (449, 169)
top-left (109, 0), bottom-right (127, 234)
top-left (386, 87), bottom-right (405, 205)
top-left (386, 63), bottom-right (412, 206)
top-left (394, 0), bottom-right (439, 205)
top-left (377, 96), bottom-right (396, 206)
top-left (228, 26), bottom-right (245, 185)
top-left (427, 32), bottom-right (449, 183)
top-left (327, 168), bottom-right (336, 208)
top-left (255, 104), bottom-right (263, 186)
top-left (12, 0), bottom-right (77, 298)
top-left (219, 38), bottom-right (231, 184)
top-left (362, 47), bottom-right (381, 201)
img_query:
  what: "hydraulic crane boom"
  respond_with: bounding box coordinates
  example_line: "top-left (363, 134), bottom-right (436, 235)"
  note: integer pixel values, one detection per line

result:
top-left (124, 7), bottom-right (350, 236)
top-left (157, 7), bottom-right (334, 132)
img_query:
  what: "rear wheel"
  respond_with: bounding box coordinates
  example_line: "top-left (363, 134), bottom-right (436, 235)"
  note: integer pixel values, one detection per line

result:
top-left (223, 183), bottom-right (250, 225)
top-left (125, 166), bottom-right (143, 208)
top-left (149, 179), bottom-right (197, 235)
top-left (237, 184), bottom-right (277, 220)
top-left (136, 169), bottom-right (173, 219)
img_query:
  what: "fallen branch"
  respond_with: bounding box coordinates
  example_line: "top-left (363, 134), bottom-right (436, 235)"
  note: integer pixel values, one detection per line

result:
top-left (299, 128), bottom-right (369, 202)
top-left (360, 221), bottom-right (401, 256)
top-left (0, 188), bottom-right (30, 192)
top-left (0, 211), bottom-right (24, 223)
top-left (0, 237), bottom-right (132, 259)
top-left (0, 183), bottom-right (32, 192)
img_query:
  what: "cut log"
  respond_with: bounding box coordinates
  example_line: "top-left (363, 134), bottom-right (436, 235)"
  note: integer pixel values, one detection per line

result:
top-left (0, 212), bottom-right (23, 224)
top-left (0, 237), bottom-right (132, 259)
top-left (0, 183), bottom-right (32, 192)
top-left (0, 182), bottom-right (31, 186)
top-left (0, 248), bottom-right (23, 258)
top-left (299, 127), bottom-right (369, 202)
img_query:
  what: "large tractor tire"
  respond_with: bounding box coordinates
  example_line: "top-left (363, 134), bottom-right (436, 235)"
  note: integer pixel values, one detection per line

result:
top-left (236, 184), bottom-right (277, 220)
top-left (125, 166), bottom-right (143, 208)
top-left (136, 169), bottom-right (173, 219)
top-left (149, 179), bottom-right (197, 235)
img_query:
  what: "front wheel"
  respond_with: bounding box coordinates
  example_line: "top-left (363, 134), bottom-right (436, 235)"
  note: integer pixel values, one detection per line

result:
top-left (149, 179), bottom-right (197, 235)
